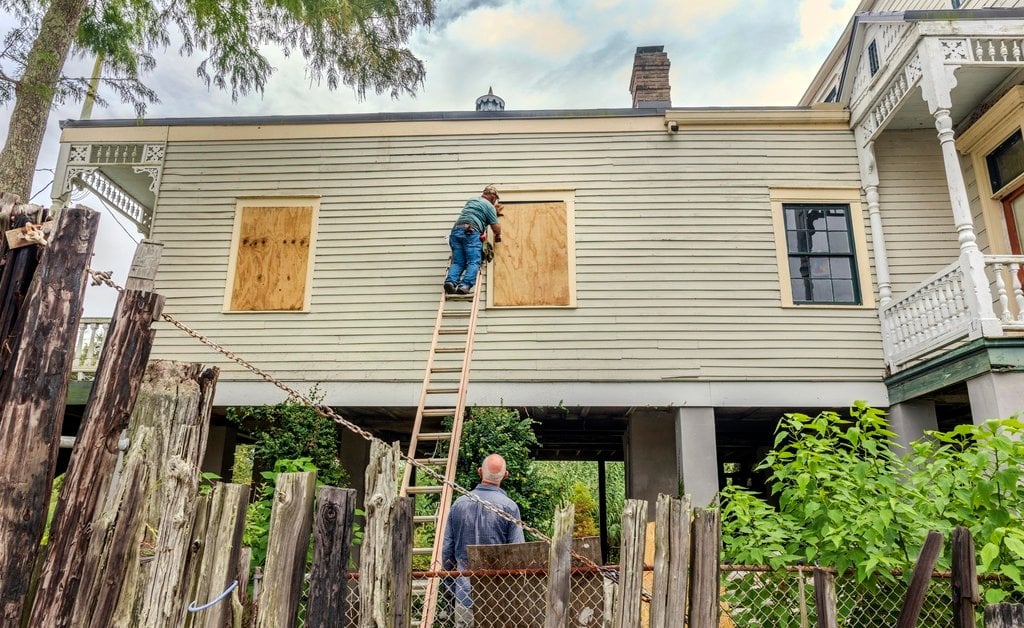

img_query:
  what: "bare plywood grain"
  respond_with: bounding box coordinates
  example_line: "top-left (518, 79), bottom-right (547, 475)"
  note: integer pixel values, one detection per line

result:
top-left (493, 201), bottom-right (570, 307)
top-left (230, 205), bottom-right (313, 311)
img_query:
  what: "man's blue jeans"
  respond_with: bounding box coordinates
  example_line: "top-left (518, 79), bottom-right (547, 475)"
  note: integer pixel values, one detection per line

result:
top-left (445, 226), bottom-right (483, 289)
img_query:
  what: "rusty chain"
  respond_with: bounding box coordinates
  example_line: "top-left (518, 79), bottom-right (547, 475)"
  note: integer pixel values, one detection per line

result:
top-left (86, 268), bottom-right (649, 600)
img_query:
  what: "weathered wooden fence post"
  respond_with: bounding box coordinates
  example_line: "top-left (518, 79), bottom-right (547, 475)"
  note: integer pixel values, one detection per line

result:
top-left (613, 499), bottom-right (648, 628)
top-left (895, 530), bottom-right (944, 628)
top-left (650, 494), bottom-right (690, 628)
top-left (72, 361), bottom-right (220, 628)
top-left (391, 496), bottom-right (414, 628)
top-left (187, 483), bottom-right (250, 628)
top-left (985, 604), bottom-right (1024, 627)
top-left (545, 503), bottom-right (575, 628)
top-left (689, 507), bottom-right (720, 628)
top-left (952, 526), bottom-right (979, 628)
top-left (0, 204), bottom-right (99, 624)
top-left (813, 568), bottom-right (837, 628)
top-left (30, 240), bottom-right (164, 627)
top-left (0, 197), bottom-right (48, 379)
top-left (254, 471), bottom-right (317, 628)
top-left (360, 440), bottom-right (401, 628)
top-left (307, 487), bottom-right (358, 627)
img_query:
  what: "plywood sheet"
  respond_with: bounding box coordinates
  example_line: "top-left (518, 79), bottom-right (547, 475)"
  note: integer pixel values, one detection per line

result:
top-left (493, 201), bottom-right (570, 307)
top-left (230, 205), bottom-right (313, 311)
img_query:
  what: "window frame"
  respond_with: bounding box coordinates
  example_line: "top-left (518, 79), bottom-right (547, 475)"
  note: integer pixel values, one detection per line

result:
top-left (223, 196), bottom-right (320, 313)
top-left (958, 86), bottom-right (1024, 256)
top-left (770, 187), bottom-right (874, 309)
top-left (485, 187), bottom-right (577, 309)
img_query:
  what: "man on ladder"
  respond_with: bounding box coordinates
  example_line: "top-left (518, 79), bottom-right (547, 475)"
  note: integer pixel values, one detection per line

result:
top-left (444, 184), bottom-right (503, 295)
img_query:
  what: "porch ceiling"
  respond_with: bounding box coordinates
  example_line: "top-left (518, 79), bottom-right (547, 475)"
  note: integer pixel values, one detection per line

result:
top-left (887, 67), bottom-right (1019, 131)
top-left (97, 165), bottom-right (157, 208)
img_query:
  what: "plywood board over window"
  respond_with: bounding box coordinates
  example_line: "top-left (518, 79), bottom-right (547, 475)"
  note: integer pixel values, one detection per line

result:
top-left (225, 197), bottom-right (319, 312)
top-left (489, 190), bottom-right (576, 308)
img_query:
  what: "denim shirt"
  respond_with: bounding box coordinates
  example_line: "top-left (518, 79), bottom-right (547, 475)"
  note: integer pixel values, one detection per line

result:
top-left (441, 483), bottom-right (525, 607)
top-left (454, 197), bottom-right (499, 232)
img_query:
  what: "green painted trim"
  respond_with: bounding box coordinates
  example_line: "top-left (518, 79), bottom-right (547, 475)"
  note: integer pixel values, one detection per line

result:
top-left (886, 338), bottom-right (1024, 404)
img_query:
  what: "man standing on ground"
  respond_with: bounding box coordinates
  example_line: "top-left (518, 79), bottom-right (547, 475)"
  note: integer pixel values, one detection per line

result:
top-left (441, 453), bottom-right (525, 625)
top-left (444, 185), bottom-right (503, 295)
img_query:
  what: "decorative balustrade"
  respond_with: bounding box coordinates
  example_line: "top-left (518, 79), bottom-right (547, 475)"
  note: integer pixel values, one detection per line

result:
top-left (881, 256), bottom-right (1024, 371)
top-left (72, 318), bottom-right (109, 381)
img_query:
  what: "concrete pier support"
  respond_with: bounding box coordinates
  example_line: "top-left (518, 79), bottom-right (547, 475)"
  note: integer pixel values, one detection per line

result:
top-left (887, 400), bottom-right (937, 452)
top-left (624, 410), bottom-right (679, 519)
top-left (675, 407), bottom-right (719, 508)
top-left (966, 372), bottom-right (1024, 423)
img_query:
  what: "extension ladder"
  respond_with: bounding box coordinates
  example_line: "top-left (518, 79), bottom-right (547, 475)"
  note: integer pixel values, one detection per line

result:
top-left (400, 271), bottom-right (485, 628)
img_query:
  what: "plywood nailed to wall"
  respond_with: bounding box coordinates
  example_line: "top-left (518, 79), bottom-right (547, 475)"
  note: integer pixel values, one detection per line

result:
top-left (230, 205), bottom-right (314, 311)
top-left (493, 201), bottom-right (570, 306)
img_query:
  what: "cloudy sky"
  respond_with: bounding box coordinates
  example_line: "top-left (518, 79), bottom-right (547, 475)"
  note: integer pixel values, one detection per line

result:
top-left (1, 0), bottom-right (861, 313)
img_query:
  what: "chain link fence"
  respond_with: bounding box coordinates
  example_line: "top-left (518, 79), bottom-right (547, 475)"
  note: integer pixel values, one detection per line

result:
top-left (291, 565), bottom-right (992, 627)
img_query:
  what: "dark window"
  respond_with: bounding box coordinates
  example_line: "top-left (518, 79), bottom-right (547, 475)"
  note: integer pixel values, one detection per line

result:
top-left (952, 0), bottom-right (963, 8)
top-left (987, 131), bottom-right (1024, 192)
top-left (783, 204), bottom-right (861, 305)
top-left (825, 86), bottom-right (838, 103)
top-left (868, 40), bottom-right (880, 76)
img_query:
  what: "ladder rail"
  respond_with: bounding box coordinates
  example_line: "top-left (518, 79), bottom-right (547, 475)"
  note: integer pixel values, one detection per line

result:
top-left (400, 288), bottom-right (449, 495)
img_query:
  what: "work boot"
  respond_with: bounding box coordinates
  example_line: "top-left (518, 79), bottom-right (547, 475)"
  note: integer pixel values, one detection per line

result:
top-left (444, 282), bottom-right (456, 294)
top-left (456, 284), bottom-right (472, 295)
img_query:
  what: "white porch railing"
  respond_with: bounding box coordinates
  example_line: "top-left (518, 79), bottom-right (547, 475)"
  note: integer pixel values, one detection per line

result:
top-left (72, 318), bottom-right (109, 381)
top-left (881, 255), bottom-right (1024, 371)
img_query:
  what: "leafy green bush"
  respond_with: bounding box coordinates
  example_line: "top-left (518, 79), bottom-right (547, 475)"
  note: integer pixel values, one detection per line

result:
top-left (721, 403), bottom-right (1024, 604)
top-left (227, 385), bottom-right (349, 488)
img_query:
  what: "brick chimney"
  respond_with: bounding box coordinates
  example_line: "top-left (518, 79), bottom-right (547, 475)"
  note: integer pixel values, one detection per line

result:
top-left (629, 45), bottom-right (671, 108)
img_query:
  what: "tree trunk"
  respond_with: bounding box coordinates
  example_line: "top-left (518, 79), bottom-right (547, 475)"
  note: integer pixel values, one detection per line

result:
top-left (0, 205), bottom-right (99, 624)
top-left (0, 0), bottom-right (89, 200)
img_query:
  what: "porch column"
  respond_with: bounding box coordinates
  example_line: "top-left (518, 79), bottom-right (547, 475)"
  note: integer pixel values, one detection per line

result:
top-left (887, 400), bottom-right (937, 452)
top-left (625, 409), bottom-right (679, 520)
top-left (919, 38), bottom-right (1001, 335)
top-left (966, 372), bottom-right (1024, 423)
top-left (856, 136), bottom-right (892, 304)
top-left (674, 407), bottom-right (719, 508)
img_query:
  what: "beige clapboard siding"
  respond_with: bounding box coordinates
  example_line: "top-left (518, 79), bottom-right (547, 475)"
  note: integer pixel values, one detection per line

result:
top-left (874, 130), bottom-right (961, 296)
top-left (147, 123), bottom-right (883, 384)
top-left (870, 0), bottom-right (1023, 9)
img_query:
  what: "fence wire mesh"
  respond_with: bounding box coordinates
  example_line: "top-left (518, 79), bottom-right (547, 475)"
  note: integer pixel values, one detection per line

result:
top-left (300, 565), bottom-right (998, 627)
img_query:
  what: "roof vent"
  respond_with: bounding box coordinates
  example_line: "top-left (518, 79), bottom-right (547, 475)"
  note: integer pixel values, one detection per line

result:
top-left (475, 87), bottom-right (505, 112)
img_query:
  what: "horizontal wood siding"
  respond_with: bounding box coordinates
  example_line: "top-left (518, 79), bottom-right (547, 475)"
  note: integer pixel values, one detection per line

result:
top-left (875, 130), bottom-right (961, 295)
top-left (147, 123), bottom-right (883, 386)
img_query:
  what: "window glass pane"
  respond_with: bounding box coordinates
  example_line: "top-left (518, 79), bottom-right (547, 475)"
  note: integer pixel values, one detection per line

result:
top-left (830, 258), bottom-right (852, 279)
top-left (828, 231), bottom-right (851, 253)
top-left (825, 211), bottom-right (848, 230)
top-left (809, 257), bottom-right (831, 278)
top-left (987, 131), bottom-right (1024, 192)
top-left (809, 231), bottom-right (829, 252)
top-left (785, 208), bottom-right (797, 230)
top-left (791, 278), bottom-right (808, 302)
top-left (811, 279), bottom-right (834, 302)
top-left (833, 280), bottom-right (856, 302)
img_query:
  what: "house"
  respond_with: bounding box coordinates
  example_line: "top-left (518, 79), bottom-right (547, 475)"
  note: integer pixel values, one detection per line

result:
top-left (54, 0), bottom-right (1024, 516)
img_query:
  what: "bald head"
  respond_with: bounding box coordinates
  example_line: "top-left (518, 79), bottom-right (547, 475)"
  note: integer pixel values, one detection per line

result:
top-left (479, 454), bottom-right (509, 486)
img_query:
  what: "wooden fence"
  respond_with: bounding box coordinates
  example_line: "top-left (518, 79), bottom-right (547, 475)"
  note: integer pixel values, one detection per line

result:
top-left (2, 198), bottom-right (1022, 627)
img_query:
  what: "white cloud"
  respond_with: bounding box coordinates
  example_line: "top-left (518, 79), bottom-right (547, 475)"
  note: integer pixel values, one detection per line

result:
top-left (445, 6), bottom-right (588, 57)
top-left (796, 0), bottom-right (861, 50)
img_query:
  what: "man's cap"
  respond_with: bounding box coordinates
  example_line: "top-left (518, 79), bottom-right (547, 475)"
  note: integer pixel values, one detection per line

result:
top-left (482, 184), bottom-right (499, 199)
